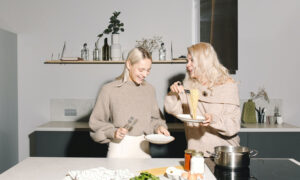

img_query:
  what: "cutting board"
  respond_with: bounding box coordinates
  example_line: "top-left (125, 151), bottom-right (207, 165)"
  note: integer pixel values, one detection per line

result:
top-left (140, 165), bottom-right (184, 176)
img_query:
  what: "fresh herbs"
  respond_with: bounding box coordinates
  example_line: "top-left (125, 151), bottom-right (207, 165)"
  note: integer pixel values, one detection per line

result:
top-left (98, 11), bottom-right (124, 38)
top-left (130, 172), bottom-right (160, 180)
top-left (96, 11), bottom-right (125, 46)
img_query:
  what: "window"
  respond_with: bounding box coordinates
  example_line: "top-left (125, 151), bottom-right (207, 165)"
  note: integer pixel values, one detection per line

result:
top-left (200, 0), bottom-right (238, 74)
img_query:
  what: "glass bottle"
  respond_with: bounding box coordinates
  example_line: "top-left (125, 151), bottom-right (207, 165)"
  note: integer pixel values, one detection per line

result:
top-left (81, 43), bottom-right (89, 60)
top-left (102, 38), bottom-right (110, 61)
top-left (184, 149), bottom-right (196, 171)
top-left (159, 43), bottom-right (166, 61)
top-left (93, 42), bottom-right (100, 61)
top-left (190, 151), bottom-right (204, 174)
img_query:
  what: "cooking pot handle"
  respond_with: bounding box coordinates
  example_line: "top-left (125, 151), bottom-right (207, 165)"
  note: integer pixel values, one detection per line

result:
top-left (206, 151), bottom-right (217, 158)
top-left (249, 149), bottom-right (258, 157)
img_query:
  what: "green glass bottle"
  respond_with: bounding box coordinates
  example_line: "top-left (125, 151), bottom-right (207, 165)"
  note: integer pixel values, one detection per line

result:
top-left (102, 38), bottom-right (110, 61)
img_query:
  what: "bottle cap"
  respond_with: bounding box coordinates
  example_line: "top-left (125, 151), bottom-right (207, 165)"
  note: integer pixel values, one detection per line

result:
top-left (192, 151), bottom-right (204, 157)
top-left (185, 149), bottom-right (196, 154)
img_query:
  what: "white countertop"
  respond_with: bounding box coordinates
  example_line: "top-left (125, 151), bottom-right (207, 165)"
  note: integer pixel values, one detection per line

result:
top-left (35, 121), bottom-right (300, 132)
top-left (239, 122), bottom-right (300, 132)
top-left (0, 157), bottom-right (216, 180)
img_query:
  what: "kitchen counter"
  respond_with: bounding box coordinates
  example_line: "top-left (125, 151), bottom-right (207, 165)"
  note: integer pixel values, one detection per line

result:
top-left (1, 157), bottom-right (299, 180)
top-left (0, 158), bottom-right (216, 180)
top-left (240, 122), bottom-right (300, 132)
top-left (35, 121), bottom-right (300, 132)
top-left (31, 121), bottom-right (300, 160)
top-left (34, 121), bottom-right (185, 132)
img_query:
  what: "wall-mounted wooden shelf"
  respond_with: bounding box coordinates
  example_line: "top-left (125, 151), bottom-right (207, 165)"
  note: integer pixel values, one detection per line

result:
top-left (44, 60), bottom-right (187, 64)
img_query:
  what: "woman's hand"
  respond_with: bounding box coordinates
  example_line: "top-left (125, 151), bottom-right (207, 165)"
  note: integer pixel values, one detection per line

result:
top-left (170, 81), bottom-right (185, 94)
top-left (201, 113), bottom-right (212, 126)
top-left (156, 126), bottom-right (170, 136)
top-left (114, 128), bottom-right (128, 140)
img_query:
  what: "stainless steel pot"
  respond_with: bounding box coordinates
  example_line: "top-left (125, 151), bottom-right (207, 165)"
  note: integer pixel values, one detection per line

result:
top-left (213, 146), bottom-right (258, 169)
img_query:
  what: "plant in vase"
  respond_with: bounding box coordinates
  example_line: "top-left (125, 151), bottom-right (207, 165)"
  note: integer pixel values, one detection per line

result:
top-left (136, 36), bottom-right (163, 57)
top-left (97, 11), bottom-right (125, 60)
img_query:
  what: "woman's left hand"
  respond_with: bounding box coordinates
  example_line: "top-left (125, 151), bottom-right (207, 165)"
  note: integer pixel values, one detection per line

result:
top-left (156, 126), bottom-right (170, 136)
top-left (201, 113), bottom-right (212, 126)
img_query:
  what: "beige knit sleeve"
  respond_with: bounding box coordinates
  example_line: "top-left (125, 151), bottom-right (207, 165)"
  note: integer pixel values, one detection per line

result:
top-left (149, 87), bottom-right (168, 133)
top-left (89, 86), bottom-right (116, 143)
top-left (164, 91), bottom-right (189, 116)
top-left (209, 104), bottom-right (241, 137)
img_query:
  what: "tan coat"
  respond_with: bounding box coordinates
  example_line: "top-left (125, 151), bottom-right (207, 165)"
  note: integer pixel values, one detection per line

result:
top-left (164, 82), bottom-right (241, 156)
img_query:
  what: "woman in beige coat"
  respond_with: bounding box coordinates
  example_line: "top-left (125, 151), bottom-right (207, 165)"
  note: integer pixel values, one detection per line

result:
top-left (164, 42), bottom-right (240, 156)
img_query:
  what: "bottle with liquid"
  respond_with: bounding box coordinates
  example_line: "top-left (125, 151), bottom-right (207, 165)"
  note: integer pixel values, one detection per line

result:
top-left (81, 43), bottom-right (89, 60)
top-left (159, 43), bottom-right (166, 61)
top-left (93, 42), bottom-right (100, 61)
top-left (102, 38), bottom-right (110, 61)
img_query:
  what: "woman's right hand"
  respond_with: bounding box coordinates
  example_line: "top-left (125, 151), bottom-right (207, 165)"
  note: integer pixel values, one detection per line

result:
top-left (170, 81), bottom-right (185, 94)
top-left (114, 128), bottom-right (128, 140)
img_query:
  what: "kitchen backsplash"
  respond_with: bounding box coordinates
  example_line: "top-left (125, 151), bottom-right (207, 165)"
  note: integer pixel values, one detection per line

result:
top-left (50, 99), bottom-right (95, 122)
top-left (50, 98), bottom-right (283, 122)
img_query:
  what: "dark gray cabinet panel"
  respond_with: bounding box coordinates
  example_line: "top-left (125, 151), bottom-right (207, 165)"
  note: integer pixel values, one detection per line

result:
top-left (30, 131), bottom-right (300, 160)
top-left (247, 132), bottom-right (300, 161)
top-left (30, 131), bottom-right (108, 157)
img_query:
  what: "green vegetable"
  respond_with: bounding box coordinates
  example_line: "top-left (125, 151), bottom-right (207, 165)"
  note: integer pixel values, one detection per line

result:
top-left (130, 172), bottom-right (160, 180)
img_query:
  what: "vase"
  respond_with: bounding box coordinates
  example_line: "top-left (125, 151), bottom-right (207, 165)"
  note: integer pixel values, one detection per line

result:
top-left (110, 34), bottom-right (122, 61)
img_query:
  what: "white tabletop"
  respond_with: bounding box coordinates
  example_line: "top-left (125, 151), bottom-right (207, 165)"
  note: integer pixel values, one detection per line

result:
top-left (0, 157), bottom-right (216, 180)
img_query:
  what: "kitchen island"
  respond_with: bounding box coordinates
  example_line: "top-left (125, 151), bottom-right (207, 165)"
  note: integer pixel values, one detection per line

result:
top-left (0, 157), bottom-right (299, 180)
top-left (0, 158), bottom-right (216, 180)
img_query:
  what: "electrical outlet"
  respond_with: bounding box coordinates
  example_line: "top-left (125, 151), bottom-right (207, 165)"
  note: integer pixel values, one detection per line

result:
top-left (64, 109), bottom-right (77, 116)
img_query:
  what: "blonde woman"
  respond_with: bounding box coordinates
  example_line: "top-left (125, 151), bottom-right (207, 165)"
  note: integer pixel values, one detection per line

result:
top-left (164, 42), bottom-right (240, 157)
top-left (90, 47), bottom-right (169, 158)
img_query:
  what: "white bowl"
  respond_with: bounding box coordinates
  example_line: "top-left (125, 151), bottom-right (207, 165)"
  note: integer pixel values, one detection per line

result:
top-left (165, 167), bottom-right (184, 180)
top-left (176, 114), bottom-right (205, 123)
top-left (145, 134), bottom-right (175, 144)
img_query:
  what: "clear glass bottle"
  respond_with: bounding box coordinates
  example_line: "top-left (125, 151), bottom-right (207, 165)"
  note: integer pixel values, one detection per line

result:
top-left (81, 43), bottom-right (89, 60)
top-left (93, 42), bottom-right (100, 61)
top-left (159, 43), bottom-right (166, 61)
top-left (102, 38), bottom-right (110, 61)
top-left (190, 151), bottom-right (204, 174)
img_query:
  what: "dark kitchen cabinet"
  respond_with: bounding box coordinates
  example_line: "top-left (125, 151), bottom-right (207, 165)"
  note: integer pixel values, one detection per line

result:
top-left (239, 132), bottom-right (300, 161)
top-left (30, 130), bottom-right (300, 161)
top-left (29, 129), bottom-right (187, 158)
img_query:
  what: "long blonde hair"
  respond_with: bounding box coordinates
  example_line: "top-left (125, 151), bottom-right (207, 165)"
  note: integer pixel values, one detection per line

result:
top-left (184, 42), bottom-right (232, 88)
top-left (117, 47), bottom-right (152, 86)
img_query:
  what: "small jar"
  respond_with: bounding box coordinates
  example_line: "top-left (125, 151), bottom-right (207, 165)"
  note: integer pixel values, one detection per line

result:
top-left (184, 149), bottom-right (195, 171)
top-left (190, 151), bottom-right (204, 174)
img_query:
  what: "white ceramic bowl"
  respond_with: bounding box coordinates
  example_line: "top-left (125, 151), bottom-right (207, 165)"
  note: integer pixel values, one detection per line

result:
top-left (145, 134), bottom-right (175, 144)
top-left (165, 167), bottom-right (184, 180)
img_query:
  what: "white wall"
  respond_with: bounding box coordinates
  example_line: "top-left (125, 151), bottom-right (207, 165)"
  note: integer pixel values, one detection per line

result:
top-left (0, 0), bottom-right (300, 162)
top-left (0, 0), bottom-right (191, 161)
top-left (0, 28), bottom-right (18, 173)
top-left (236, 0), bottom-right (300, 125)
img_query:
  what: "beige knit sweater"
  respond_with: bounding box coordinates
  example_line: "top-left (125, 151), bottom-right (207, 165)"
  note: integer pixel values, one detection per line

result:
top-left (164, 82), bottom-right (241, 156)
top-left (89, 79), bottom-right (167, 143)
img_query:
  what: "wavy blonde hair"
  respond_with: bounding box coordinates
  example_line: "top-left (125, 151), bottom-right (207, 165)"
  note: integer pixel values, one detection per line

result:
top-left (184, 42), bottom-right (232, 88)
top-left (117, 47), bottom-right (152, 86)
